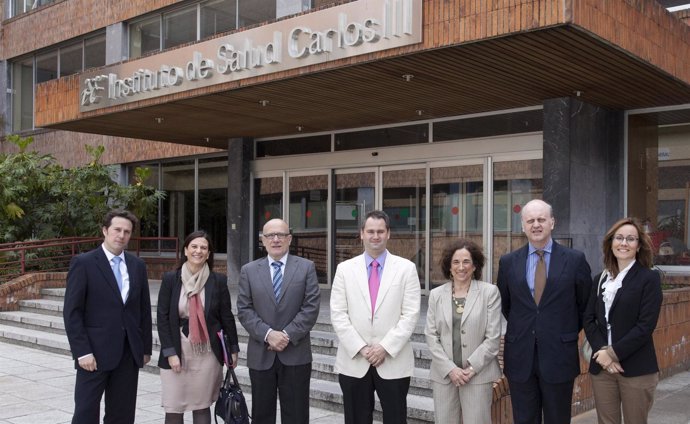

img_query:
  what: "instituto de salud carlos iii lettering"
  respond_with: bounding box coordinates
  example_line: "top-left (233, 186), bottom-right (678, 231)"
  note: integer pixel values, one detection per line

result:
top-left (79, 0), bottom-right (422, 111)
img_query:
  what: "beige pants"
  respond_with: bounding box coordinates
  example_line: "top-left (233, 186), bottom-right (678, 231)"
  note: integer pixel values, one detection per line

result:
top-left (590, 371), bottom-right (659, 424)
top-left (432, 380), bottom-right (493, 424)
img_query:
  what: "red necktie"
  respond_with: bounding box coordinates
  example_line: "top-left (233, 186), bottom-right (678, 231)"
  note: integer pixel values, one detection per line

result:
top-left (369, 260), bottom-right (380, 316)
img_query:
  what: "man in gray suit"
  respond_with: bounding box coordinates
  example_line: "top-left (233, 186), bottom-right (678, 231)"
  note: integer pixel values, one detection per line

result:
top-left (237, 218), bottom-right (321, 424)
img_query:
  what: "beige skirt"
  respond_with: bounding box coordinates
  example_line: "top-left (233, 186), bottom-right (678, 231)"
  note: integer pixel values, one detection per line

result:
top-left (160, 328), bottom-right (223, 413)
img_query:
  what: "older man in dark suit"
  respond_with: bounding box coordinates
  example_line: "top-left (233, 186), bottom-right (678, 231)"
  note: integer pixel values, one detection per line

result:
top-left (497, 199), bottom-right (592, 424)
top-left (63, 209), bottom-right (152, 424)
top-left (237, 218), bottom-right (321, 424)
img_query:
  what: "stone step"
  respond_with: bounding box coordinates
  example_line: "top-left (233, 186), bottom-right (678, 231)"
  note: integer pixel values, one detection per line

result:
top-left (0, 324), bottom-right (434, 422)
top-left (17, 298), bottom-right (64, 317)
top-left (0, 310), bottom-right (433, 397)
top-left (0, 310), bottom-right (66, 334)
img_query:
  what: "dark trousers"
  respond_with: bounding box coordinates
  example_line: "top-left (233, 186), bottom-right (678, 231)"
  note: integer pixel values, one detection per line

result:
top-left (72, 345), bottom-right (139, 424)
top-left (248, 357), bottom-right (311, 424)
top-left (507, 346), bottom-right (574, 424)
top-left (338, 366), bottom-right (411, 424)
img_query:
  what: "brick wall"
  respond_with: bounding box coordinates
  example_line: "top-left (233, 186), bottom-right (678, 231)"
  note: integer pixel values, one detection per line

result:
top-left (0, 129), bottom-right (223, 168)
top-left (0, 272), bottom-right (67, 311)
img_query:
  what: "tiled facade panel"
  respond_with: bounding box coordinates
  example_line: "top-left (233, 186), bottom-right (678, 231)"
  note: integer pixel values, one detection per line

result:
top-left (571, 0), bottom-right (690, 84)
top-left (1, 0), bottom-right (185, 59)
top-left (0, 129), bottom-right (222, 167)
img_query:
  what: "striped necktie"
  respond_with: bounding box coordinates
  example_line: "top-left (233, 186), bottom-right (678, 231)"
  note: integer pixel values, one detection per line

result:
top-left (272, 261), bottom-right (283, 300)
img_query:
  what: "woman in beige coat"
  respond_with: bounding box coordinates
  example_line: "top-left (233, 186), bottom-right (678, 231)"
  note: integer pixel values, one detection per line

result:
top-left (425, 239), bottom-right (502, 424)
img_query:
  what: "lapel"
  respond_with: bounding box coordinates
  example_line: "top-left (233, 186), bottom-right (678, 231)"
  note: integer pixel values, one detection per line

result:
top-left (440, 283), bottom-right (453, 330)
top-left (278, 256), bottom-right (298, 303)
top-left (373, 252), bottom-right (397, 314)
top-left (461, 280), bottom-right (480, 325)
top-left (203, 272), bottom-right (216, 316)
top-left (172, 270), bottom-right (183, 313)
top-left (94, 248), bottom-right (122, 300)
top-left (352, 255), bottom-right (372, 313)
top-left (513, 245), bottom-right (533, 301)
top-left (259, 258), bottom-right (278, 305)
top-left (609, 262), bottom-right (639, 315)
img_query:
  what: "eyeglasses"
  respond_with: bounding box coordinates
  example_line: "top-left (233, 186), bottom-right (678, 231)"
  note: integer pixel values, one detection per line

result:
top-left (262, 232), bottom-right (290, 240)
top-left (613, 235), bottom-right (639, 244)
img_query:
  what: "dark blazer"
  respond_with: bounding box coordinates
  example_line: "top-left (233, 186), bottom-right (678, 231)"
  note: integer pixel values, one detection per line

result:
top-left (583, 262), bottom-right (662, 377)
top-left (497, 240), bottom-right (592, 384)
top-left (237, 254), bottom-right (320, 370)
top-left (63, 246), bottom-right (153, 370)
top-left (157, 269), bottom-right (239, 369)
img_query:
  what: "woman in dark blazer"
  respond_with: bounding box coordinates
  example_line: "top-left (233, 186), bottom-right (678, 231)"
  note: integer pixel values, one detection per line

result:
top-left (584, 217), bottom-right (663, 424)
top-left (157, 230), bottom-right (239, 424)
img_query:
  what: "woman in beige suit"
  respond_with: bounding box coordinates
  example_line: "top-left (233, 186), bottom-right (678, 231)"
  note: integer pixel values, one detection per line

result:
top-left (425, 239), bottom-right (502, 424)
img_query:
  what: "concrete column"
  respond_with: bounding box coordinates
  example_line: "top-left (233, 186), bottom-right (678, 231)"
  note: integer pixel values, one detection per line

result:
top-left (226, 137), bottom-right (252, 285)
top-left (542, 97), bottom-right (624, 268)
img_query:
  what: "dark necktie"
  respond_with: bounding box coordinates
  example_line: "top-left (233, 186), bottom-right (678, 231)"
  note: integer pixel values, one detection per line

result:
top-left (272, 261), bottom-right (283, 300)
top-left (534, 250), bottom-right (546, 304)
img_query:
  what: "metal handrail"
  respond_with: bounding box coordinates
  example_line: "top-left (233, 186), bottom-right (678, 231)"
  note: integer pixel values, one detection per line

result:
top-left (0, 237), bottom-right (179, 284)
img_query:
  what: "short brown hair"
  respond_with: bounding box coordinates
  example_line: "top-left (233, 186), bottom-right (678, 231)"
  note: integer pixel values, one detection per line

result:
top-left (102, 209), bottom-right (138, 232)
top-left (602, 217), bottom-right (653, 277)
top-left (440, 239), bottom-right (485, 281)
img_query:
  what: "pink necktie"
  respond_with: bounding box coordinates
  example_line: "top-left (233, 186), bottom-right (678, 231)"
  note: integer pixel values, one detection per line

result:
top-left (369, 260), bottom-right (380, 317)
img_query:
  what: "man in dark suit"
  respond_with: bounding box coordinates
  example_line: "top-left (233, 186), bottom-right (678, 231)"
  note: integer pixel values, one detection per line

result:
top-left (497, 199), bottom-right (592, 424)
top-left (63, 209), bottom-right (153, 424)
top-left (237, 218), bottom-right (321, 424)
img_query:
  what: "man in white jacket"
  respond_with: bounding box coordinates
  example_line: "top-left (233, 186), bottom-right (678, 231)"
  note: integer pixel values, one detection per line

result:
top-left (331, 210), bottom-right (421, 424)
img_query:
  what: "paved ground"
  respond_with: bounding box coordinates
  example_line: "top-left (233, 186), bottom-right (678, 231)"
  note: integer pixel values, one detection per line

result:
top-left (1, 340), bottom-right (688, 423)
top-left (0, 341), bottom-right (359, 424)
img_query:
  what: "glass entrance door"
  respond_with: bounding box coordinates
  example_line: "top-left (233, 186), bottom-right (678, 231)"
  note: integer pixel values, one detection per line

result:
top-left (333, 170), bottom-right (375, 266)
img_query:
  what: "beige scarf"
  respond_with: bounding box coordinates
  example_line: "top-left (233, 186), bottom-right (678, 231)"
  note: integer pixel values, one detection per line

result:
top-left (181, 262), bottom-right (211, 354)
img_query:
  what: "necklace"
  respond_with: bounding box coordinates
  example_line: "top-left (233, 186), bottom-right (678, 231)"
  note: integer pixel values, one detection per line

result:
top-left (452, 282), bottom-right (469, 314)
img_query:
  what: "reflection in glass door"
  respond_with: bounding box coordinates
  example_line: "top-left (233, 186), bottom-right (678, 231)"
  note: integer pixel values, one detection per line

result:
top-left (429, 164), bottom-right (484, 287)
top-left (289, 174), bottom-right (329, 284)
top-left (253, 175), bottom-right (283, 259)
top-left (382, 168), bottom-right (426, 288)
top-left (491, 159), bottom-right (543, 278)
top-left (334, 171), bottom-right (375, 266)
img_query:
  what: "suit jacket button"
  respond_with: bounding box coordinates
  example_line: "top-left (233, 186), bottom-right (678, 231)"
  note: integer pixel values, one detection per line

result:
top-left (462, 344), bottom-right (467, 348)
top-left (461, 330), bottom-right (466, 334)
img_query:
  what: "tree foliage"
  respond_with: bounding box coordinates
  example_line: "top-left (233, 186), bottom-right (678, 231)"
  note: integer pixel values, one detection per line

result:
top-left (0, 135), bottom-right (166, 242)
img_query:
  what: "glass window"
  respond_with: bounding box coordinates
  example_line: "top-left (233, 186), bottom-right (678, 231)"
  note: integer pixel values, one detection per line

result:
top-left (335, 124), bottom-right (428, 151)
top-left (238, 0), bottom-right (276, 27)
top-left (256, 135), bottom-right (331, 157)
top-left (628, 111), bottom-right (690, 271)
top-left (11, 58), bottom-right (34, 131)
top-left (433, 109), bottom-right (543, 142)
top-left (163, 6), bottom-right (198, 50)
top-left (491, 159), bottom-right (543, 278)
top-left (382, 168), bottom-right (427, 286)
top-left (130, 15), bottom-right (161, 58)
top-left (254, 176), bottom-right (284, 258)
top-left (201, 0), bottom-right (237, 38)
top-left (59, 42), bottom-right (83, 77)
top-left (334, 171), bottom-right (374, 266)
top-left (161, 160), bottom-right (196, 245)
top-left (429, 164), bottom-right (484, 287)
top-left (289, 174), bottom-right (328, 284)
top-left (198, 158), bottom-right (228, 253)
top-left (35, 50), bottom-right (58, 83)
top-left (84, 34), bottom-right (106, 70)
top-left (277, 0), bottom-right (310, 18)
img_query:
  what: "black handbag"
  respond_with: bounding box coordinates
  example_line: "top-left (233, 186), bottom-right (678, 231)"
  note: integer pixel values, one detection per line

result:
top-left (214, 366), bottom-right (250, 424)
